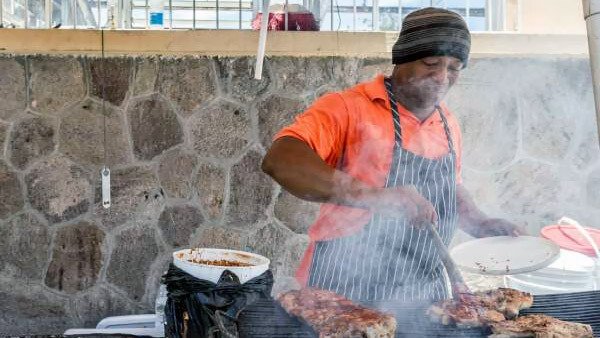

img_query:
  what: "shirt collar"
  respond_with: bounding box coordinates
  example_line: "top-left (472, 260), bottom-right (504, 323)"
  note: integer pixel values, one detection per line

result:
top-left (363, 74), bottom-right (390, 104)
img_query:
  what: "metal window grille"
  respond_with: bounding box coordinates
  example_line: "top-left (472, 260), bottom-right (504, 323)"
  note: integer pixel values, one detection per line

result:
top-left (0, 0), bottom-right (509, 31)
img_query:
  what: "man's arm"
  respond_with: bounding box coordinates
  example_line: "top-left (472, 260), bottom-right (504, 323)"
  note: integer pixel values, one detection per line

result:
top-left (456, 184), bottom-right (525, 237)
top-left (261, 136), bottom-right (368, 203)
top-left (262, 136), bottom-right (438, 225)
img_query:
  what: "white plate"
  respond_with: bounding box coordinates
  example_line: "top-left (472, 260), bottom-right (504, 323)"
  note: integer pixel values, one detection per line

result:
top-left (450, 236), bottom-right (560, 275)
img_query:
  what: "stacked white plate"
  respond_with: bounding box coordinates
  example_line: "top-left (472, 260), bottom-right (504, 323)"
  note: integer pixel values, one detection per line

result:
top-left (505, 249), bottom-right (599, 295)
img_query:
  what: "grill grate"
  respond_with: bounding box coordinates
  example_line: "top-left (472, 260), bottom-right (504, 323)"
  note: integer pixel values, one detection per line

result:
top-left (238, 291), bottom-right (600, 337)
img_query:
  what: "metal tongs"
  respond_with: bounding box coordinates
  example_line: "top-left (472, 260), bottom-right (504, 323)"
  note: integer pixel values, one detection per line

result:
top-left (424, 222), bottom-right (471, 298)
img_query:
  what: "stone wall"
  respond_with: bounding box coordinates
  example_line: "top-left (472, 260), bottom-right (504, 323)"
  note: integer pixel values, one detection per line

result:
top-left (0, 54), bottom-right (598, 334)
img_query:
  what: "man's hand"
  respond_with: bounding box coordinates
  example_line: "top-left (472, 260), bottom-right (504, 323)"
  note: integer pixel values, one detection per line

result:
top-left (361, 186), bottom-right (437, 228)
top-left (471, 218), bottom-right (527, 238)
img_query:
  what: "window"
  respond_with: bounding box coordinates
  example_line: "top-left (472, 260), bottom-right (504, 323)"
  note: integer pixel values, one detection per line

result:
top-left (0, 0), bottom-right (510, 31)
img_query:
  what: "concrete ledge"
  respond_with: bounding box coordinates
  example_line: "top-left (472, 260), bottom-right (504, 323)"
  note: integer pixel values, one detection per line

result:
top-left (0, 29), bottom-right (590, 57)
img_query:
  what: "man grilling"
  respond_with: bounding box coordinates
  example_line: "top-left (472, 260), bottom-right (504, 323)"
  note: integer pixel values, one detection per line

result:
top-left (262, 7), bottom-right (524, 302)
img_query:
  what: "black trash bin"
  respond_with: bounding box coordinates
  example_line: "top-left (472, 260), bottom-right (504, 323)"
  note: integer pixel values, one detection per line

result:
top-left (162, 263), bottom-right (273, 338)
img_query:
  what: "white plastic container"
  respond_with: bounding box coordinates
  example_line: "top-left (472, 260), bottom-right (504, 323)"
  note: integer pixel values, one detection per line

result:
top-left (172, 248), bottom-right (270, 284)
top-left (149, 0), bottom-right (165, 28)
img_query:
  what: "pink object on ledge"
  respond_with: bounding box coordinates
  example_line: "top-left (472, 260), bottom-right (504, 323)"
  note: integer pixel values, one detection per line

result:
top-left (251, 4), bottom-right (319, 31)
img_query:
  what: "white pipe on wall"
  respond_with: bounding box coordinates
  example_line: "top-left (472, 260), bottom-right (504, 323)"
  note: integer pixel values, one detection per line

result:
top-left (583, 0), bottom-right (600, 148)
top-left (254, 0), bottom-right (269, 80)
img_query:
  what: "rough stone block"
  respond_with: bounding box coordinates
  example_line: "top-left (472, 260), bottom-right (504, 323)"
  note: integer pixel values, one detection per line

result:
top-left (157, 148), bottom-right (197, 199)
top-left (357, 58), bottom-right (394, 83)
top-left (569, 112), bottom-right (599, 171)
top-left (257, 94), bottom-right (306, 148)
top-left (274, 190), bottom-right (320, 234)
top-left (106, 224), bottom-right (159, 302)
top-left (328, 57), bottom-right (361, 90)
top-left (190, 224), bottom-right (250, 251)
top-left (29, 56), bottom-right (86, 115)
top-left (193, 162), bottom-right (226, 220)
top-left (494, 160), bottom-right (563, 231)
top-left (521, 94), bottom-right (576, 162)
top-left (271, 233), bottom-right (309, 277)
top-left (60, 99), bottom-right (131, 166)
top-left (0, 285), bottom-right (70, 335)
top-left (0, 121), bottom-right (8, 158)
top-left (573, 132), bottom-right (600, 172)
top-left (132, 57), bottom-right (158, 97)
top-left (228, 150), bottom-right (273, 224)
top-left (461, 168), bottom-right (504, 217)
top-left (446, 84), bottom-right (519, 171)
top-left (189, 99), bottom-right (251, 159)
top-left (552, 58), bottom-right (594, 105)
top-left (0, 161), bottom-right (24, 220)
top-left (246, 222), bottom-right (294, 276)
top-left (216, 56), bottom-right (271, 104)
top-left (89, 57), bottom-right (132, 106)
top-left (157, 57), bottom-right (217, 117)
top-left (25, 155), bottom-right (91, 223)
top-left (128, 94), bottom-right (183, 161)
top-left (313, 85), bottom-right (338, 100)
top-left (143, 252), bottom-right (171, 306)
top-left (93, 165), bottom-right (164, 229)
top-left (510, 58), bottom-right (587, 162)
top-left (8, 115), bottom-right (56, 170)
top-left (44, 222), bottom-right (105, 293)
top-left (269, 57), bottom-right (330, 95)
top-left (158, 205), bottom-right (204, 248)
top-left (587, 168), bottom-right (600, 209)
top-left (71, 286), bottom-right (139, 328)
top-left (0, 57), bottom-right (26, 121)
top-left (0, 212), bottom-right (50, 280)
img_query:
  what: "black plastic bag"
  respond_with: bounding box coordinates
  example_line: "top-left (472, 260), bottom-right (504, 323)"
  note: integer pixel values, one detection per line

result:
top-left (162, 263), bottom-right (273, 338)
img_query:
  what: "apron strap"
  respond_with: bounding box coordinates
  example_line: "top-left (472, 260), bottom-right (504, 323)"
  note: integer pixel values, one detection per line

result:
top-left (436, 105), bottom-right (456, 155)
top-left (384, 78), bottom-right (403, 147)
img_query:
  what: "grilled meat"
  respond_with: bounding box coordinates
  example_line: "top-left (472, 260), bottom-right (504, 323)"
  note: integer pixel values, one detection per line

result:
top-left (278, 288), bottom-right (397, 338)
top-left (318, 307), bottom-right (397, 338)
top-left (427, 288), bottom-right (533, 327)
top-left (488, 314), bottom-right (593, 338)
top-left (278, 288), bottom-right (353, 320)
top-left (427, 297), bottom-right (506, 328)
top-left (477, 288), bottom-right (534, 319)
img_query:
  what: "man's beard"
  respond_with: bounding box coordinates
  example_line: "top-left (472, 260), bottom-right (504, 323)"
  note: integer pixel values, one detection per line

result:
top-left (395, 79), bottom-right (450, 110)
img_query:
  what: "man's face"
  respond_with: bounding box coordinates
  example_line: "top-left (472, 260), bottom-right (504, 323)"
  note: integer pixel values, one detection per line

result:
top-left (392, 56), bottom-right (463, 108)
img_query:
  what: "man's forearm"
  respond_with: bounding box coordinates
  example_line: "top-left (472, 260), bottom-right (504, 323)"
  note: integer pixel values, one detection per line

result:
top-left (262, 136), bottom-right (377, 206)
top-left (263, 137), bottom-right (450, 224)
top-left (456, 184), bottom-right (487, 235)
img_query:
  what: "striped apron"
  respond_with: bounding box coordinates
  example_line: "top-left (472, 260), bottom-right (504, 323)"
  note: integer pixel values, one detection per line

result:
top-left (307, 78), bottom-right (458, 302)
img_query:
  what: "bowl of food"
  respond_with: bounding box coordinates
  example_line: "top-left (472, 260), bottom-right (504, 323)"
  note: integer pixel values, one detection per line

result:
top-left (172, 248), bottom-right (270, 284)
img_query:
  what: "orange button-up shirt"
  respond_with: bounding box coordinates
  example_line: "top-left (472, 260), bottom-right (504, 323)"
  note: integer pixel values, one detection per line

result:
top-left (274, 75), bottom-right (463, 285)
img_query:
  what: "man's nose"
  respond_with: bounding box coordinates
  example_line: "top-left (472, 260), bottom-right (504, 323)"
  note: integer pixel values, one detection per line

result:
top-left (430, 67), bottom-right (449, 85)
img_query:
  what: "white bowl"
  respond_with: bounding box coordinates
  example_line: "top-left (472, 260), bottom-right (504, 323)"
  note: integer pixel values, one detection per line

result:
top-left (172, 248), bottom-right (270, 284)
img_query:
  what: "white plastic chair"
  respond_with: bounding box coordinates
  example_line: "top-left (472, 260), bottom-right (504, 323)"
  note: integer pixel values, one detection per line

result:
top-left (64, 314), bottom-right (164, 336)
top-left (64, 285), bottom-right (167, 337)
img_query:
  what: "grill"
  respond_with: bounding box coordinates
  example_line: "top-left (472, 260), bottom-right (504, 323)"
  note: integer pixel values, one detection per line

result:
top-left (238, 290), bottom-right (600, 337)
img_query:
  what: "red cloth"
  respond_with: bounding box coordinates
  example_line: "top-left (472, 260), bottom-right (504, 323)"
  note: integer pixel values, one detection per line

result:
top-left (251, 12), bottom-right (319, 31)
